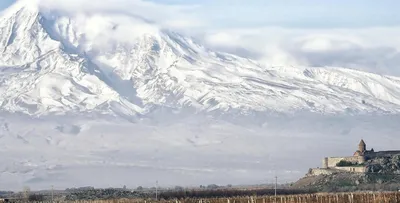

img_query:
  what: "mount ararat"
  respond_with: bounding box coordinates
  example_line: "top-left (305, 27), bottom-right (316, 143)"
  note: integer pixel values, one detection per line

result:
top-left (1, 1), bottom-right (400, 117)
top-left (1, 0), bottom-right (400, 191)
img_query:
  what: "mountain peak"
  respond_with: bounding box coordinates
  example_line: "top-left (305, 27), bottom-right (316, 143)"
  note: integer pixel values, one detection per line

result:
top-left (4, 0), bottom-right (40, 15)
top-left (0, 0), bottom-right (59, 67)
top-left (0, 0), bottom-right (42, 27)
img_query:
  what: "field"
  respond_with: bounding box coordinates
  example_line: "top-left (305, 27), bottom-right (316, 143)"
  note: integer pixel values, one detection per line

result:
top-left (4, 192), bottom-right (400, 203)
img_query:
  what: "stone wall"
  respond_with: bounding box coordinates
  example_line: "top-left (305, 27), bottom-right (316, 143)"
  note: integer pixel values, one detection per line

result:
top-left (324, 156), bottom-right (364, 168)
top-left (325, 157), bottom-right (344, 168)
top-left (334, 166), bottom-right (367, 173)
top-left (308, 166), bottom-right (366, 176)
top-left (307, 168), bottom-right (335, 176)
top-left (366, 151), bottom-right (400, 159)
top-left (343, 156), bottom-right (365, 164)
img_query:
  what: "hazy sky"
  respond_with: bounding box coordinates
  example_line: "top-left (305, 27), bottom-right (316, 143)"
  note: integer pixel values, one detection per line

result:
top-left (147, 0), bottom-right (400, 28)
top-left (2, 0), bottom-right (400, 28)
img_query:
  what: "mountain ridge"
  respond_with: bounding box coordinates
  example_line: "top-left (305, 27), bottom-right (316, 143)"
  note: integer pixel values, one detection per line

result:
top-left (1, 1), bottom-right (400, 118)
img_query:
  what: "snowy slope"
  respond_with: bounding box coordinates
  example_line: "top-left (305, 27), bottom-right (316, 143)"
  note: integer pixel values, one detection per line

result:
top-left (3, 0), bottom-right (400, 191)
top-left (1, 0), bottom-right (400, 117)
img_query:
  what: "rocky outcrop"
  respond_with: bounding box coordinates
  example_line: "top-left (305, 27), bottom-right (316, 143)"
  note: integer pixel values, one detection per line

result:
top-left (366, 155), bottom-right (400, 174)
top-left (295, 155), bottom-right (400, 192)
top-left (293, 172), bottom-right (400, 192)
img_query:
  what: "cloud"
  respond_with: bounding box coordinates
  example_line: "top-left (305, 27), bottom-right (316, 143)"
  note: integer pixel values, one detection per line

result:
top-left (280, 30), bottom-right (400, 75)
top-left (69, 13), bottom-right (161, 48)
top-left (26, 0), bottom-right (203, 51)
top-left (36, 0), bottom-right (203, 30)
top-left (15, 0), bottom-right (400, 76)
top-left (200, 27), bottom-right (400, 76)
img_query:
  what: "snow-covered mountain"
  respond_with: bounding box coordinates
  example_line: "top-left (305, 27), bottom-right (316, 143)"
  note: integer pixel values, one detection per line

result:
top-left (1, 0), bottom-right (400, 117)
top-left (4, 0), bottom-right (400, 191)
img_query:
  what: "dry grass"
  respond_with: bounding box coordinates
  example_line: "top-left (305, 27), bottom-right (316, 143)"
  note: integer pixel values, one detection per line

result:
top-left (9, 192), bottom-right (400, 203)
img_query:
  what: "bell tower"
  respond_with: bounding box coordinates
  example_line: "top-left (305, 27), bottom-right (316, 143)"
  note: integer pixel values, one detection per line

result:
top-left (358, 139), bottom-right (366, 153)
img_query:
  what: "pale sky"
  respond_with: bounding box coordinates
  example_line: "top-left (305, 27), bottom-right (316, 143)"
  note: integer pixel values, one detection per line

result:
top-left (2, 0), bottom-right (400, 28)
top-left (0, 0), bottom-right (13, 9)
top-left (147, 0), bottom-right (400, 28)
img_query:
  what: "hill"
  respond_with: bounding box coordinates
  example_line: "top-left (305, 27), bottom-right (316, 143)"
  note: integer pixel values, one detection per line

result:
top-left (293, 155), bottom-right (400, 192)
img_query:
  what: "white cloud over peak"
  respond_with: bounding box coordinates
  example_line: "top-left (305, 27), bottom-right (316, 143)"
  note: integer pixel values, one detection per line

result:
top-left (36, 0), bottom-right (202, 30)
top-left (11, 0), bottom-right (400, 77)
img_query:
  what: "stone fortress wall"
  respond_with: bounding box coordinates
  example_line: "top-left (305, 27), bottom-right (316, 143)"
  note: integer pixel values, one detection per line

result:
top-left (308, 168), bottom-right (334, 176)
top-left (308, 166), bottom-right (367, 176)
top-left (323, 156), bottom-right (365, 168)
top-left (335, 166), bottom-right (367, 173)
top-left (365, 151), bottom-right (400, 159)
